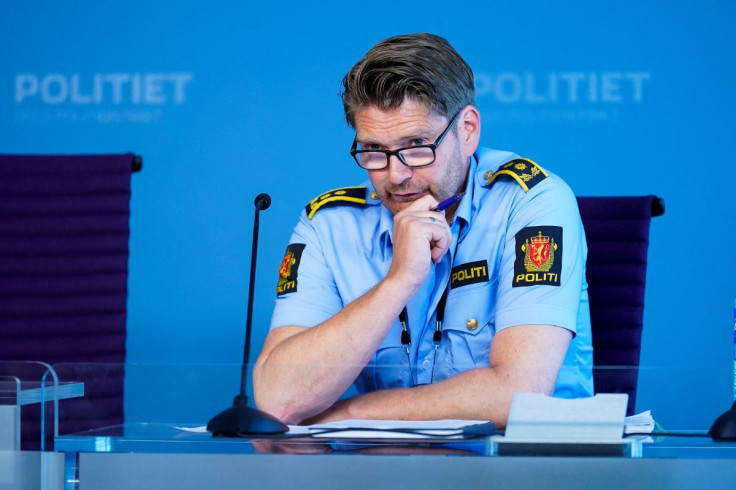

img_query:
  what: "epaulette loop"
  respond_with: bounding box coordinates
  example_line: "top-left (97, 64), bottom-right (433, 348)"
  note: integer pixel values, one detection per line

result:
top-left (484, 158), bottom-right (548, 192)
top-left (305, 186), bottom-right (367, 219)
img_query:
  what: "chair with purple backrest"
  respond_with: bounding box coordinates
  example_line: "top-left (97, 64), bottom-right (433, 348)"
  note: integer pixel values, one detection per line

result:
top-left (0, 153), bottom-right (141, 449)
top-left (576, 195), bottom-right (664, 416)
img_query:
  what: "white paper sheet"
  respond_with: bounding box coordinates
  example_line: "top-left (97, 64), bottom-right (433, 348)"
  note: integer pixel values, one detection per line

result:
top-left (302, 419), bottom-right (491, 439)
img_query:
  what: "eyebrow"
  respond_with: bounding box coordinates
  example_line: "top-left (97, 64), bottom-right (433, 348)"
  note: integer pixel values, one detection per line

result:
top-left (355, 129), bottom-right (431, 148)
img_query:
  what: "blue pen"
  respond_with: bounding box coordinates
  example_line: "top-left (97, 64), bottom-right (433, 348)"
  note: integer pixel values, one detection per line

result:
top-left (432, 191), bottom-right (466, 212)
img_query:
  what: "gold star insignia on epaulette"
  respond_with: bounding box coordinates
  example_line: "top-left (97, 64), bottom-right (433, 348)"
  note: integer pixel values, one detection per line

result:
top-left (305, 186), bottom-right (367, 219)
top-left (484, 158), bottom-right (548, 192)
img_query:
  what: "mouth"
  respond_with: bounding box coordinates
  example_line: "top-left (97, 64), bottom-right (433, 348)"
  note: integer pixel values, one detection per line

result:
top-left (389, 190), bottom-right (429, 203)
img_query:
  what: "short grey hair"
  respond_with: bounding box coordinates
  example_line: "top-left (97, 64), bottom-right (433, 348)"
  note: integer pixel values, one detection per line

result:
top-left (340, 33), bottom-right (475, 127)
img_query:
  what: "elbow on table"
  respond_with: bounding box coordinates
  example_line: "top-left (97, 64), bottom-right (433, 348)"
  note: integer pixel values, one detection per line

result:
top-left (488, 368), bottom-right (556, 428)
top-left (253, 375), bottom-right (296, 426)
top-left (259, 401), bottom-right (302, 426)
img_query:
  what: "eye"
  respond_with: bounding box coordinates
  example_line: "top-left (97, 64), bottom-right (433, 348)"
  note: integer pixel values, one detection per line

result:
top-left (410, 138), bottom-right (426, 146)
top-left (358, 142), bottom-right (382, 151)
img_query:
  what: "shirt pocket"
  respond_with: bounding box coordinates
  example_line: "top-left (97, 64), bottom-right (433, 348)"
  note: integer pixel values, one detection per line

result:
top-left (435, 281), bottom-right (497, 380)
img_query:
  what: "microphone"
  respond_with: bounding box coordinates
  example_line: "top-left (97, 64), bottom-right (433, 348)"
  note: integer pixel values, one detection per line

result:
top-left (207, 193), bottom-right (288, 436)
top-left (254, 193), bottom-right (271, 211)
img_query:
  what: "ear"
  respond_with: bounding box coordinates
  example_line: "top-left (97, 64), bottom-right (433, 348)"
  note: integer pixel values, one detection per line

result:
top-left (457, 105), bottom-right (481, 158)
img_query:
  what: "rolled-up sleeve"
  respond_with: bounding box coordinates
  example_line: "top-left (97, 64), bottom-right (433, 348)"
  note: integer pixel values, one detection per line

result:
top-left (493, 176), bottom-right (587, 337)
top-left (269, 212), bottom-right (344, 330)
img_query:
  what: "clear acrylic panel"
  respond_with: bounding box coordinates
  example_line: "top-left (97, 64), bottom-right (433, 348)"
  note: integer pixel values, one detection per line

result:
top-left (45, 360), bottom-right (736, 490)
top-left (0, 361), bottom-right (67, 490)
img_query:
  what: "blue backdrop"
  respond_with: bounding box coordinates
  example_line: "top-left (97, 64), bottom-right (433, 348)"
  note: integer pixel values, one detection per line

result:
top-left (2, 0), bottom-right (734, 430)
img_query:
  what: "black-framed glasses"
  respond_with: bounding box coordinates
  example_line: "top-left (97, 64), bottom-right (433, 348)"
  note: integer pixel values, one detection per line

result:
top-left (350, 112), bottom-right (459, 170)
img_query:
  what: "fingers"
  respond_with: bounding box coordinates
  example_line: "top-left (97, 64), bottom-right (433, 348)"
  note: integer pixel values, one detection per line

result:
top-left (423, 213), bottom-right (451, 255)
top-left (387, 196), bottom-right (453, 289)
top-left (393, 208), bottom-right (452, 263)
top-left (398, 210), bottom-right (445, 227)
top-left (398, 196), bottom-right (446, 228)
top-left (402, 198), bottom-right (450, 257)
top-left (404, 194), bottom-right (439, 212)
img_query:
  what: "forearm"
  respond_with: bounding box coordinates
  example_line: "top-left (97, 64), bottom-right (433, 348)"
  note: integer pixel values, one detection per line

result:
top-left (306, 367), bottom-right (524, 428)
top-left (253, 276), bottom-right (413, 424)
top-left (306, 325), bottom-right (569, 428)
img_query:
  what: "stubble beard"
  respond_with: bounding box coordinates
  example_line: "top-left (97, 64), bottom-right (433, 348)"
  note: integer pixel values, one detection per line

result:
top-left (378, 141), bottom-right (469, 216)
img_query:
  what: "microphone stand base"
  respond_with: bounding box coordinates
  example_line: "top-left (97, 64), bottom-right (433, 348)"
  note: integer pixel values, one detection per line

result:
top-left (207, 402), bottom-right (288, 437)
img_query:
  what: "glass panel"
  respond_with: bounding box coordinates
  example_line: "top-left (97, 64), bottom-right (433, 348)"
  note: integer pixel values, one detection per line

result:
top-left (45, 361), bottom-right (736, 490)
top-left (0, 361), bottom-right (66, 490)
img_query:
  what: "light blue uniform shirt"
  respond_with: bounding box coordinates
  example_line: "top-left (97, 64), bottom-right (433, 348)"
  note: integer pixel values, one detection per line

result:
top-left (270, 147), bottom-right (594, 398)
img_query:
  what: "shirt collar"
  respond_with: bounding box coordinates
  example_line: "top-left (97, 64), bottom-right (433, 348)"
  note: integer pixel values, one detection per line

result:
top-left (452, 154), bottom-right (477, 230)
top-left (361, 184), bottom-right (394, 258)
top-left (377, 197), bottom-right (394, 256)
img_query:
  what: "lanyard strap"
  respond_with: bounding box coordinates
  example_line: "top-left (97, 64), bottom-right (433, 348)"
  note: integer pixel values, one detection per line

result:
top-left (397, 218), bottom-right (464, 385)
top-left (399, 283), bottom-right (448, 350)
top-left (399, 217), bottom-right (462, 350)
top-left (399, 282), bottom-right (449, 386)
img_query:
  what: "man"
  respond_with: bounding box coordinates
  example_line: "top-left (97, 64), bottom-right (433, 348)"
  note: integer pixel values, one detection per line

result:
top-left (253, 33), bottom-right (593, 427)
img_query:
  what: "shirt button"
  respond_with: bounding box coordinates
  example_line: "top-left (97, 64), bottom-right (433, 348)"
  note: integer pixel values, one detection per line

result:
top-left (421, 359), bottom-right (431, 370)
top-left (369, 191), bottom-right (378, 200)
top-left (483, 170), bottom-right (493, 180)
top-left (466, 318), bottom-right (479, 330)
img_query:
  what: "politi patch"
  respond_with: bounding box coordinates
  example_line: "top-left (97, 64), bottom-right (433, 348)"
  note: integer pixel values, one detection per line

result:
top-left (451, 260), bottom-right (489, 289)
top-left (513, 226), bottom-right (562, 287)
top-left (277, 243), bottom-right (306, 296)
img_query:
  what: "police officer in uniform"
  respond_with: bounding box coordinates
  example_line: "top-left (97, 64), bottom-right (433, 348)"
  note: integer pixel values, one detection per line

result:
top-left (253, 33), bottom-right (593, 427)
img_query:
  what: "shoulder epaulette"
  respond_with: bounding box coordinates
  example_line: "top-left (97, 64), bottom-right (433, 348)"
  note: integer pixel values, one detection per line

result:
top-left (484, 158), bottom-right (548, 192)
top-left (305, 186), bottom-right (367, 220)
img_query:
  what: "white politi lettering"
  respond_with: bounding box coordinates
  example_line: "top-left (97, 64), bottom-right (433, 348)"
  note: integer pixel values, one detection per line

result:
top-left (169, 73), bottom-right (194, 104)
top-left (145, 73), bottom-right (165, 105)
top-left (560, 72), bottom-right (586, 102)
top-left (475, 71), bottom-right (650, 104)
top-left (601, 72), bottom-right (620, 102)
top-left (525, 72), bottom-right (546, 103)
top-left (106, 73), bottom-right (130, 105)
top-left (14, 72), bottom-right (195, 105)
top-left (15, 74), bottom-right (38, 103)
top-left (131, 73), bottom-right (142, 104)
top-left (40, 74), bottom-right (67, 104)
top-left (625, 72), bottom-right (650, 102)
top-left (494, 72), bottom-right (522, 103)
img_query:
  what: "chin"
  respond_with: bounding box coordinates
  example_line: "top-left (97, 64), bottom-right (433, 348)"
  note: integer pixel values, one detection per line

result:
top-left (384, 191), bottom-right (432, 214)
top-left (385, 199), bottom-right (415, 215)
top-left (382, 203), bottom-right (403, 215)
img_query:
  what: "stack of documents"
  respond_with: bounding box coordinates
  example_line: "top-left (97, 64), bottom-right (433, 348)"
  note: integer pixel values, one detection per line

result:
top-left (292, 419), bottom-right (495, 439)
top-left (173, 420), bottom-right (495, 439)
top-left (624, 410), bottom-right (655, 434)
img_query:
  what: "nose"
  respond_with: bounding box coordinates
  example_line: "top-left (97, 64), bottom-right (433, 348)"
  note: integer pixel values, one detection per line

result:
top-left (387, 154), bottom-right (413, 185)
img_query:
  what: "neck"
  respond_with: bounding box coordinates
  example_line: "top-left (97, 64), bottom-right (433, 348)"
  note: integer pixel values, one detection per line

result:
top-left (445, 160), bottom-right (471, 224)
